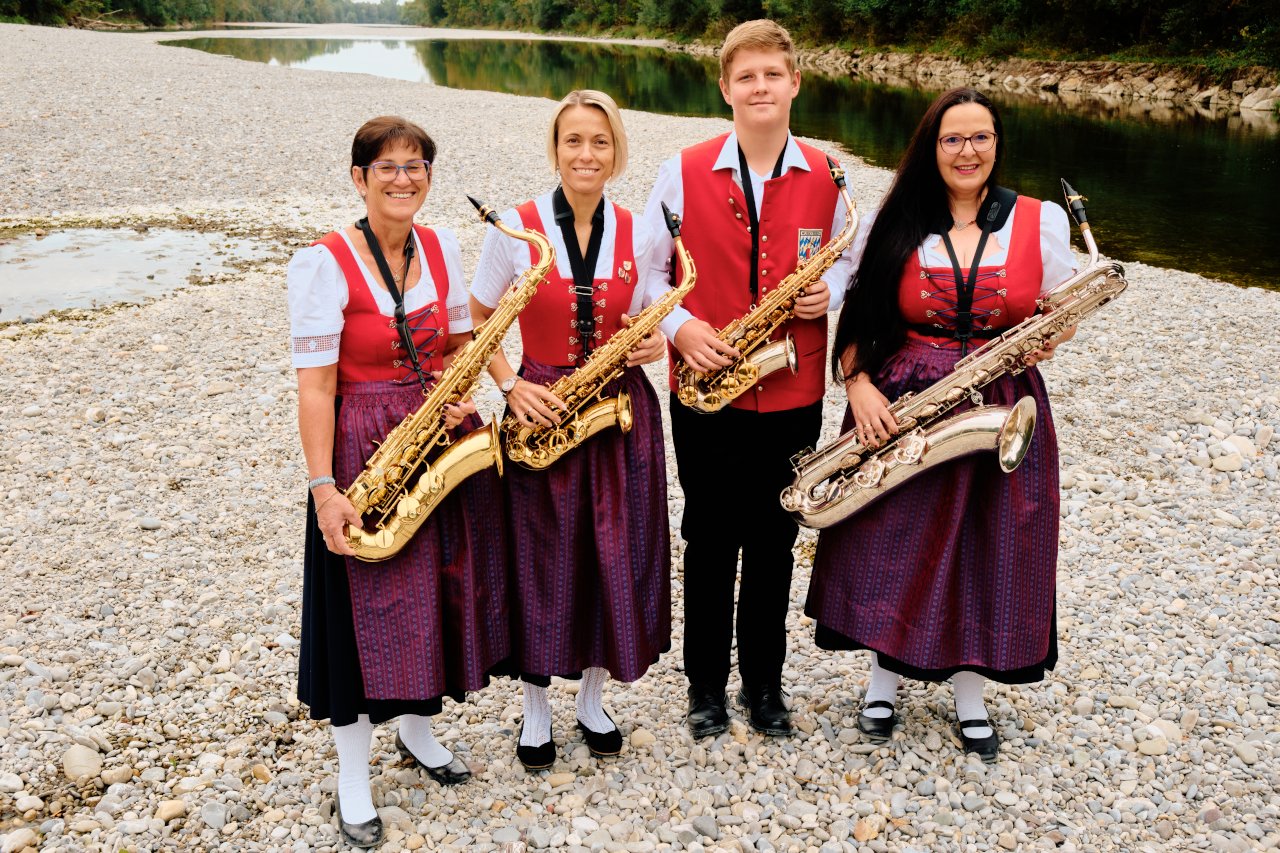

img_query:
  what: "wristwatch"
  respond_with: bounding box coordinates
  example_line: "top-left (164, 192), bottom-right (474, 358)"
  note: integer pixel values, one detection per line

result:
top-left (499, 376), bottom-right (519, 396)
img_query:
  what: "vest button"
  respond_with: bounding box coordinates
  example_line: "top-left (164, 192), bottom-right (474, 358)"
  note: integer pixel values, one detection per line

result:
top-left (761, 252), bottom-right (768, 259)
top-left (761, 235), bottom-right (768, 242)
top-left (761, 269), bottom-right (769, 276)
top-left (735, 213), bottom-right (743, 220)
top-left (757, 385), bottom-right (764, 391)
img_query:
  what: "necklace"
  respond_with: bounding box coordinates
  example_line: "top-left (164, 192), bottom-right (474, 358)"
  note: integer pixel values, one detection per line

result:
top-left (952, 218), bottom-right (976, 231)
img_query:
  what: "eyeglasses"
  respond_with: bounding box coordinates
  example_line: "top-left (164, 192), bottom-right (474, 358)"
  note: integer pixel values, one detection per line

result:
top-left (938, 132), bottom-right (998, 154)
top-left (366, 159), bottom-right (431, 181)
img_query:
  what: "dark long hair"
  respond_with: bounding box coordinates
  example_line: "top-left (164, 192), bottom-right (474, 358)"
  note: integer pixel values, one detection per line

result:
top-left (831, 87), bottom-right (1004, 381)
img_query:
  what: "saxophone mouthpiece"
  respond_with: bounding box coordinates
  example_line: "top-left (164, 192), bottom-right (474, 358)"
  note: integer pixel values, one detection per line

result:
top-left (467, 194), bottom-right (500, 226)
top-left (1060, 179), bottom-right (1089, 228)
top-left (660, 202), bottom-right (682, 238)
top-left (827, 156), bottom-right (847, 189)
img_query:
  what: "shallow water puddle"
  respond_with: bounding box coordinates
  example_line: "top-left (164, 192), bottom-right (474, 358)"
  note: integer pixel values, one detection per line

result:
top-left (0, 228), bottom-right (274, 320)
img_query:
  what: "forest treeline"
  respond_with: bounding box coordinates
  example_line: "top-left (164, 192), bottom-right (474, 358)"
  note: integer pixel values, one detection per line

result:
top-left (0, 0), bottom-right (400, 27)
top-left (398, 0), bottom-right (1280, 69)
top-left (5, 0), bottom-right (1277, 68)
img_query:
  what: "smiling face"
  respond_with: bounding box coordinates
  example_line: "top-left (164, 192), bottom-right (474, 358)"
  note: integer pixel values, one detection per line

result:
top-left (351, 140), bottom-right (430, 225)
top-left (555, 104), bottom-right (615, 202)
top-left (935, 101), bottom-right (998, 204)
top-left (719, 47), bottom-right (800, 134)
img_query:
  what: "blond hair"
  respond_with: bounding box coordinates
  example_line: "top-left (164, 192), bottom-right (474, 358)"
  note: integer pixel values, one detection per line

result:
top-left (546, 90), bottom-right (629, 179)
top-left (719, 19), bottom-right (797, 80)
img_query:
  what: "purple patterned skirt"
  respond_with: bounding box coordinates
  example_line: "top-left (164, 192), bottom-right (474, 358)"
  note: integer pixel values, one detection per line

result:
top-left (506, 358), bottom-right (672, 683)
top-left (806, 339), bottom-right (1059, 679)
top-left (328, 380), bottom-right (509, 701)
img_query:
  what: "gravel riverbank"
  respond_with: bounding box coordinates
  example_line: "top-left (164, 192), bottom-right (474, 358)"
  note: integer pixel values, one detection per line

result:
top-left (1, 22), bottom-right (1278, 853)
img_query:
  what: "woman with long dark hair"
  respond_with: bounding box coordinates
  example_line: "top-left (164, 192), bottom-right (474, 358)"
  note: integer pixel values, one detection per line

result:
top-left (806, 87), bottom-right (1077, 762)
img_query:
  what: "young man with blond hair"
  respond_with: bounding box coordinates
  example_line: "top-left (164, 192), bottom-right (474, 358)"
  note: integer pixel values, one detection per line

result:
top-left (643, 19), bottom-right (854, 738)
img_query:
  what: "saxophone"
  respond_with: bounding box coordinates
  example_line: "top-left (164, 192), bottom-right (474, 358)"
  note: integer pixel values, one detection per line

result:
top-left (780, 180), bottom-right (1126, 529)
top-left (675, 157), bottom-right (858, 413)
top-left (344, 196), bottom-right (554, 561)
top-left (502, 203), bottom-right (696, 470)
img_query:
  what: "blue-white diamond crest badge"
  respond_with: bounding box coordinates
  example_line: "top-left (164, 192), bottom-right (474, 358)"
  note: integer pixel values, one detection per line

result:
top-left (797, 228), bottom-right (823, 262)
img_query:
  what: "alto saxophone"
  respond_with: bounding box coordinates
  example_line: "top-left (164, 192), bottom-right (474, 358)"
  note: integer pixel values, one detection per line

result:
top-left (344, 196), bottom-right (555, 561)
top-left (781, 180), bottom-right (1127, 529)
top-left (676, 157), bottom-right (858, 412)
top-left (502, 203), bottom-right (696, 470)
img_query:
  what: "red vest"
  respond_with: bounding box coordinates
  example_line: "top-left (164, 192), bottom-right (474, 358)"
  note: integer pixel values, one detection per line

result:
top-left (900, 196), bottom-right (1043, 347)
top-left (672, 134), bottom-right (839, 412)
top-left (514, 199), bottom-right (638, 368)
top-left (314, 225), bottom-right (450, 383)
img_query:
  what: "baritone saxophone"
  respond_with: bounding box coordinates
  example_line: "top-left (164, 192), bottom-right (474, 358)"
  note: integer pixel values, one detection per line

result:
top-left (781, 179), bottom-right (1127, 529)
top-left (675, 157), bottom-right (857, 412)
top-left (344, 196), bottom-right (554, 561)
top-left (502, 203), bottom-right (696, 469)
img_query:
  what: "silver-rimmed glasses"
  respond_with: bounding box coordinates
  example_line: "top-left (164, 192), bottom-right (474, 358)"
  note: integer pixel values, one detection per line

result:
top-left (938, 132), bottom-right (998, 155)
top-left (367, 160), bottom-right (431, 181)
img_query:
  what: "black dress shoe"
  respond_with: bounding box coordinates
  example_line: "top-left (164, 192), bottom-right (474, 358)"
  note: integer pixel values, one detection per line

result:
top-left (955, 719), bottom-right (1001, 763)
top-left (686, 686), bottom-right (730, 738)
top-left (856, 700), bottom-right (898, 743)
top-left (737, 684), bottom-right (792, 736)
top-left (515, 723), bottom-right (556, 770)
top-left (395, 733), bottom-right (471, 785)
top-left (337, 800), bottom-right (384, 849)
top-left (576, 712), bottom-right (623, 757)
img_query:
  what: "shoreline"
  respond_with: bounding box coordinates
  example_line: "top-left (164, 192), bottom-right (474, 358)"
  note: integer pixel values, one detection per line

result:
top-left (1, 22), bottom-right (1277, 853)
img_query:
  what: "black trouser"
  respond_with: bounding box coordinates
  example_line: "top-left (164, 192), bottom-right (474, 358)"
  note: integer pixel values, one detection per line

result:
top-left (670, 397), bottom-right (823, 694)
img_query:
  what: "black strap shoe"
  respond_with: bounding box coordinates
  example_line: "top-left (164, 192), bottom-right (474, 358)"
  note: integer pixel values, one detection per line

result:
top-left (737, 684), bottom-right (792, 737)
top-left (956, 719), bottom-right (1000, 763)
top-left (395, 733), bottom-right (471, 785)
top-left (856, 700), bottom-right (898, 743)
top-left (576, 711), bottom-right (623, 757)
top-left (686, 685), bottom-right (730, 738)
top-left (337, 800), bottom-right (384, 849)
top-left (515, 722), bottom-right (556, 770)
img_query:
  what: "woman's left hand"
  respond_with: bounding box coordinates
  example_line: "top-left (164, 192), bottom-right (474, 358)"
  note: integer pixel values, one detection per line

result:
top-left (443, 400), bottom-right (477, 429)
top-left (623, 314), bottom-right (667, 366)
top-left (1024, 323), bottom-right (1078, 366)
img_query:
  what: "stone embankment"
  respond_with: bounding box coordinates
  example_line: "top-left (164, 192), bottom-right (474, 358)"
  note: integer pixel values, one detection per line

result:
top-left (673, 42), bottom-right (1279, 115)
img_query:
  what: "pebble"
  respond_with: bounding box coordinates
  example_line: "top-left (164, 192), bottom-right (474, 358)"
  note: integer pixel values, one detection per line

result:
top-left (0, 21), bottom-right (1277, 853)
top-left (62, 744), bottom-right (102, 781)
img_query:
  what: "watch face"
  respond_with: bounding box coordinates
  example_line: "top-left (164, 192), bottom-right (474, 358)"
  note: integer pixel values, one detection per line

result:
top-left (501, 377), bottom-right (518, 393)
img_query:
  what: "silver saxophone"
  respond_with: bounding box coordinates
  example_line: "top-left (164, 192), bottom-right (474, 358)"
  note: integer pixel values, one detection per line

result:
top-left (780, 179), bottom-right (1127, 529)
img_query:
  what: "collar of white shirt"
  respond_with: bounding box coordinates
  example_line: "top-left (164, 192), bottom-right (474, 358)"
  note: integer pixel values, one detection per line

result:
top-left (712, 131), bottom-right (809, 180)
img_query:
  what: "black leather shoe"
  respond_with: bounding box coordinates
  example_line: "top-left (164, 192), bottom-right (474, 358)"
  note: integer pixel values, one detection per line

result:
top-left (687, 686), bottom-right (730, 738)
top-left (856, 700), bottom-right (898, 742)
top-left (955, 719), bottom-right (1000, 763)
top-left (395, 733), bottom-right (471, 785)
top-left (515, 723), bottom-right (556, 770)
top-left (737, 684), bottom-right (792, 737)
top-left (576, 712), bottom-right (623, 757)
top-left (337, 800), bottom-right (384, 849)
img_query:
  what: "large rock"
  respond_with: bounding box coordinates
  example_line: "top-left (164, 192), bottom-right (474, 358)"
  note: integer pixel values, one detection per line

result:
top-left (62, 745), bottom-right (102, 781)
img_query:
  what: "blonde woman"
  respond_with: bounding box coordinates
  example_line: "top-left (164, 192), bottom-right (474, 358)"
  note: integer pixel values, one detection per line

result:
top-left (470, 90), bottom-right (670, 770)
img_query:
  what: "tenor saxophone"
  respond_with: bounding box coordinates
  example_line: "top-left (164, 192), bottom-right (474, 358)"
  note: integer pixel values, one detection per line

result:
top-left (675, 157), bottom-right (858, 413)
top-left (502, 203), bottom-right (696, 470)
top-left (344, 196), bottom-right (554, 561)
top-left (780, 180), bottom-right (1126, 529)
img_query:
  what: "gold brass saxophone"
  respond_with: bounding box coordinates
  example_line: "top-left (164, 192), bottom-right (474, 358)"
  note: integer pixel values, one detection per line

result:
top-left (781, 179), bottom-right (1127, 529)
top-left (344, 196), bottom-right (554, 561)
top-left (675, 157), bottom-right (858, 412)
top-left (502, 203), bottom-right (696, 470)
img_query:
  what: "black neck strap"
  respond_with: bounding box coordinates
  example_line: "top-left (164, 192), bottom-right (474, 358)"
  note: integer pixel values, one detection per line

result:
top-left (356, 217), bottom-right (429, 391)
top-left (553, 187), bottom-right (606, 356)
top-left (938, 197), bottom-right (1001, 357)
top-left (737, 141), bottom-right (787, 304)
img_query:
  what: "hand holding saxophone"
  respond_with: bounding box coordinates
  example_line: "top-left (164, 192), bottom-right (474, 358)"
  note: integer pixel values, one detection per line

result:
top-left (673, 319), bottom-right (739, 373)
top-left (506, 379), bottom-right (566, 428)
top-left (621, 313), bottom-right (667, 367)
top-left (845, 373), bottom-right (896, 447)
top-left (792, 278), bottom-right (832, 319)
top-left (316, 489), bottom-right (361, 556)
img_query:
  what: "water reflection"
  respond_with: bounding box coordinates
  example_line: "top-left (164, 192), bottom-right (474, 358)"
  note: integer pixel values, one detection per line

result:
top-left (163, 36), bottom-right (1279, 290)
top-left (0, 228), bottom-right (273, 320)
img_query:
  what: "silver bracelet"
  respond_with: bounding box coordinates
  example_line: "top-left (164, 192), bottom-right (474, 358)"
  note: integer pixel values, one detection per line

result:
top-left (308, 475), bottom-right (336, 490)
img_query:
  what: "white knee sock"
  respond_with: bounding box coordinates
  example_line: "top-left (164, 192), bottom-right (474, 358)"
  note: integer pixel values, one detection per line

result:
top-left (398, 714), bottom-right (453, 768)
top-left (952, 670), bottom-right (993, 738)
top-left (576, 667), bottom-right (616, 734)
top-left (332, 715), bottom-right (376, 824)
top-left (863, 655), bottom-right (900, 719)
top-left (520, 680), bottom-right (552, 747)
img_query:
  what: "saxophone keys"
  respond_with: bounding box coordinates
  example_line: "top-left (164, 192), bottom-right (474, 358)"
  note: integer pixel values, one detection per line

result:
top-left (397, 496), bottom-right (421, 519)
